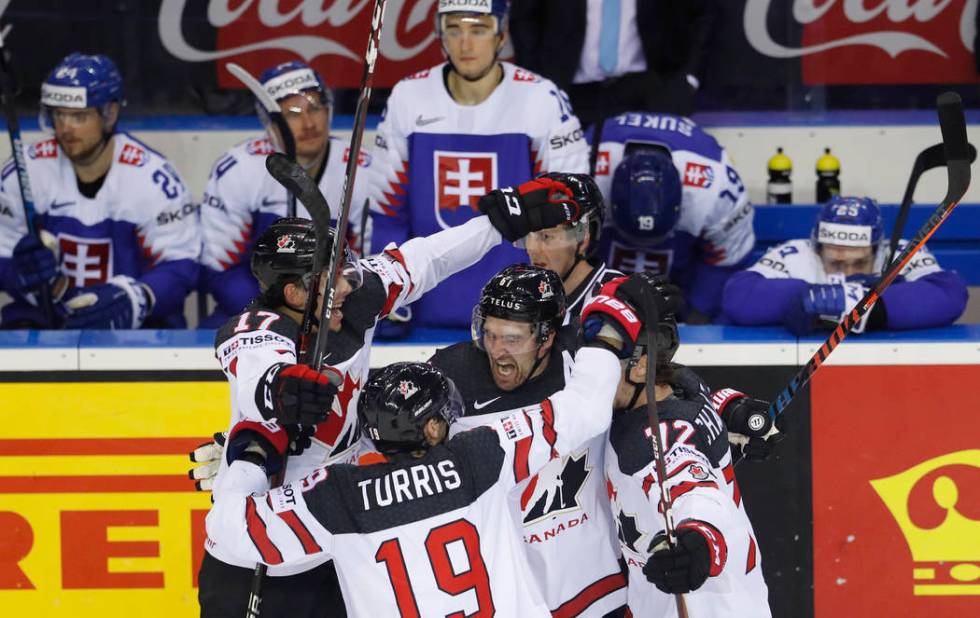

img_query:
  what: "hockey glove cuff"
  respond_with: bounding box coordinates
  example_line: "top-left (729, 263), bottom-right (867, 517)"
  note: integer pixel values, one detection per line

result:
top-left (61, 275), bottom-right (153, 329)
top-left (7, 233), bottom-right (59, 296)
top-left (644, 519), bottom-right (727, 594)
top-left (712, 389), bottom-right (784, 461)
top-left (226, 420), bottom-right (290, 477)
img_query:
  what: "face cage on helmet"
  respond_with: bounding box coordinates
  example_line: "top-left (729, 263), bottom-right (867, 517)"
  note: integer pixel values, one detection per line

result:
top-left (471, 306), bottom-right (554, 354)
top-left (39, 102), bottom-right (119, 135)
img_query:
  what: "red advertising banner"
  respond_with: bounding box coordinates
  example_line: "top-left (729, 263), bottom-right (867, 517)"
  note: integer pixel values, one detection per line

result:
top-left (811, 365), bottom-right (980, 616)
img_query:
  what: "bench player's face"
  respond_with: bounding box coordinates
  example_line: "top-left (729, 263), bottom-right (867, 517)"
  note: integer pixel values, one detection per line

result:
top-left (280, 92), bottom-right (329, 161)
top-left (525, 225), bottom-right (581, 280)
top-left (441, 14), bottom-right (502, 80)
top-left (482, 316), bottom-right (545, 391)
top-left (51, 106), bottom-right (108, 163)
top-left (820, 244), bottom-right (874, 277)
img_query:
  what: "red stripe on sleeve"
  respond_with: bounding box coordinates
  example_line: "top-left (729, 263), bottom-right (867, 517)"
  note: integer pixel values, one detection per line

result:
top-left (266, 495), bottom-right (322, 555)
top-left (513, 412), bottom-right (535, 483)
top-left (540, 399), bottom-right (558, 459)
top-left (668, 480), bottom-right (719, 503)
top-left (746, 534), bottom-right (758, 574)
top-left (245, 496), bottom-right (284, 565)
top-left (550, 572), bottom-right (626, 618)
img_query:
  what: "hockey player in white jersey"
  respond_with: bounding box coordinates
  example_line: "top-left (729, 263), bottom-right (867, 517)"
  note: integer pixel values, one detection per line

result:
top-left (199, 60), bottom-right (372, 327)
top-left (722, 196), bottom-right (967, 334)
top-left (205, 272), bottom-right (669, 617)
top-left (510, 172), bottom-right (623, 322)
top-left (590, 112), bottom-right (755, 322)
top-left (368, 0), bottom-right (589, 332)
top-left (198, 183), bottom-right (584, 616)
top-left (0, 53), bottom-right (199, 328)
top-left (583, 273), bottom-right (771, 617)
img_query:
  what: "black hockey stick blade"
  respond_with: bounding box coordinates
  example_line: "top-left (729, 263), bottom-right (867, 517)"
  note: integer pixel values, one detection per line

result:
top-left (763, 91), bottom-right (970, 427)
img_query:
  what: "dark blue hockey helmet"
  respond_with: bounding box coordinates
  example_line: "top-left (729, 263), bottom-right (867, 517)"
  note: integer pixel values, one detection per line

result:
top-left (40, 53), bottom-right (124, 131)
top-left (610, 149), bottom-right (682, 244)
top-left (258, 60), bottom-right (332, 108)
top-left (812, 196), bottom-right (884, 248)
top-left (437, 0), bottom-right (510, 32)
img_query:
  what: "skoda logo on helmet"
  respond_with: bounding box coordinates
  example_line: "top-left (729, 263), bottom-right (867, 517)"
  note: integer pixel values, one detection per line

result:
top-left (819, 228), bottom-right (869, 243)
top-left (439, 0), bottom-right (492, 11)
top-left (263, 69), bottom-right (319, 101)
top-left (817, 221), bottom-right (874, 247)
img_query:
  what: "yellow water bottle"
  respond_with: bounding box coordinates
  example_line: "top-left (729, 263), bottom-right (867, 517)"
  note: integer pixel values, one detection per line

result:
top-left (767, 147), bottom-right (793, 204)
top-left (816, 147), bottom-right (841, 203)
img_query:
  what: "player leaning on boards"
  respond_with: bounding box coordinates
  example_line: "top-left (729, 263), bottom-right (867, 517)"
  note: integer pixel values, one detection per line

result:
top-left (368, 0), bottom-right (588, 333)
top-left (721, 196), bottom-right (968, 334)
top-left (199, 60), bottom-right (373, 328)
top-left (0, 53), bottom-right (199, 329)
top-left (205, 273), bottom-right (668, 617)
top-left (586, 275), bottom-right (772, 617)
top-left (197, 178), bottom-right (584, 617)
top-left (589, 112), bottom-right (756, 323)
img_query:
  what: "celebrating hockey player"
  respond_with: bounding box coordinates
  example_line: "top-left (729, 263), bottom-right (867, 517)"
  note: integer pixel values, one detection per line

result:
top-left (368, 0), bottom-right (588, 333)
top-left (205, 272), bottom-right (669, 617)
top-left (0, 53), bottom-right (199, 328)
top-left (721, 196), bottom-right (968, 334)
top-left (511, 172), bottom-right (624, 321)
top-left (433, 263), bottom-right (629, 616)
top-left (199, 60), bottom-right (372, 327)
top-left (589, 273), bottom-right (772, 616)
top-left (198, 177), bottom-right (586, 617)
top-left (589, 112), bottom-right (755, 322)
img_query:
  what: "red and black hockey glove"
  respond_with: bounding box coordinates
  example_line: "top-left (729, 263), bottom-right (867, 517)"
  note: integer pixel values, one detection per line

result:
top-left (477, 176), bottom-right (582, 242)
top-left (581, 273), bottom-right (682, 358)
top-left (225, 420), bottom-right (291, 477)
top-left (712, 389), bottom-right (786, 462)
top-left (644, 519), bottom-right (727, 594)
top-left (256, 363), bottom-right (338, 426)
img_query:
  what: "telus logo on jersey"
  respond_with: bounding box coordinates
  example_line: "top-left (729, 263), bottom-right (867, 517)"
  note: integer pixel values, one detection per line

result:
top-left (357, 460), bottom-right (461, 511)
top-left (434, 152), bottom-right (497, 229)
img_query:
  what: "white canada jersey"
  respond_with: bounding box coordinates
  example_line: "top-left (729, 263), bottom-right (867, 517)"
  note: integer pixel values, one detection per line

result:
top-left (748, 238), bottom-right (942, 283)
top-left (606, 395), bottom-right (770, 617)
top-left (208, 215), bottom-right (502, 575)
top-left (201, 135), bottom-right (372, 271)
top-left (206, 347), bottom-right (620, 617)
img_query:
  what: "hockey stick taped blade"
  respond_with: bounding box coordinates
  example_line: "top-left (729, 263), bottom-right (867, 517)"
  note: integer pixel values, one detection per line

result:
top-left (937, 92), bottom-right (968, 163)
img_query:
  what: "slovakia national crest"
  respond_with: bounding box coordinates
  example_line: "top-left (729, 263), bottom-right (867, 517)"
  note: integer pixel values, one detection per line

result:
top-left (683, 162), bottom-right (714, 188)
top-left (594, 151), bottom-right (611, 176)
top-left (118, 144), bottom-right (148, 167)
top-left (59, 234), bottom-right (112, 287)
top-left (29, 139), bottom-right (58, 159)
top-left (247, 138), bottom-right (274, 156)
top-left (434, 152), bottom-right (497, 230)
top-left (276, 235), bottom-right (296, 252)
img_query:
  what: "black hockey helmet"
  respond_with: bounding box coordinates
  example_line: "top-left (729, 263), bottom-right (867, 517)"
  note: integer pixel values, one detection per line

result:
top-left (623, 272), bottom-right (683, 376)
top-left (358, 362), bottom-right (464, 456)
top-left (472, 264), bottom-right (566, 349)
top-left (251, 217), bottom-right (328, 291)
top-left (538, 172), bottom-right (605, 247)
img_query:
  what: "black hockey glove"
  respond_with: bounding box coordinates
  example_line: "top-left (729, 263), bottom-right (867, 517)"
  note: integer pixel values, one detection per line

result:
top-left (644, 520), bottom-right (727, 594)
top-left (712, 389), bottom-right (786, 461)
top-left (225, 420), bottom-right (291, 477)
top-left (256, 363), bottom-right (338, 425)
top-left (477, 176), bottom-right (582, 242)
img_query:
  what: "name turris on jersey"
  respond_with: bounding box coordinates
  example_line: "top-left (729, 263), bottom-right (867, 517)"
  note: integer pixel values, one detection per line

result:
top-left (357, 460), bottom-right (461, 511)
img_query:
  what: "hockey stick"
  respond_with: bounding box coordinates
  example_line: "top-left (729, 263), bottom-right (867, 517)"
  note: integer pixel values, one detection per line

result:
top-left (227, 62), bottom-right (298, 218)
top-left (883, 141), bottom-right (977, 271)
top-left (0, 25), bottom-right (56, 326)
top-left (765, 92), bottom-right (970, 427)
top-left (641, 301), bottom-right (689, 618)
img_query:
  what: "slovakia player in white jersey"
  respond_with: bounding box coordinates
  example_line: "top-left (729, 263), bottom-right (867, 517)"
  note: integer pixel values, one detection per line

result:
top-left (722, 196), bottom-right (967, 334)
top-left (0, 53), bottom-right (199, 328)
top-left (590, 112), bottom-right (755, 322)
top-left (198, 183), bottom-right (584, 616)
top-left (199, 60), bottom-right (372, 328)
top-left (205, 273), bottom-right (670, 617)
top-left (368, 0), bottom-right (588, 332)
top-left (582, 273), bottom-right (771, 617)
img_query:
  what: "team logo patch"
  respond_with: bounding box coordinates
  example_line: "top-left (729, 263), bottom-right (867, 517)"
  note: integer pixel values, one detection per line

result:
top-left (58, 234), bottom-right (112, 287)
top-left (609, 241), bottom-right (673, 275)
top-left (343, 147), bottom-right (370, 167)
top-left (247, 138), bottom-right (274, 156)
top-left (276, 235), bottom-right (296, 252)
top-left (537, 279), bottom-right (553, 299)
top-left (521, 451), bottom-right (591, 525)
top-left (29, 139), bottom-right (58, 159)
top-left (683, 162), bottom-right (714, 188)
top-left (398, 380), bottom-right (418, 399)
top-left (118, 144), bottom-right (148, 167)
top-left (512, 68), bottom-right (539, 83)
top-left (688, 463), bottom-right (710, 481)
top-left (594, 151), bottom-right (612, 176)
top-left (434, 151), bottom-right (497, 229)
